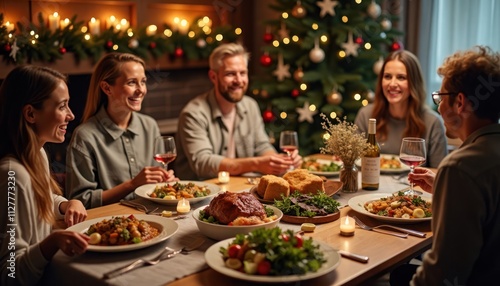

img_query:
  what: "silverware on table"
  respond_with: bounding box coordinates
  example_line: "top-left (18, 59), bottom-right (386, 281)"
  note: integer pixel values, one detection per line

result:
top-left (352, 216), bottom-right (408, 238)
top-left (119, 199), bottom-right (158, 214)
top-left (337, 250), bottom-right (369, 263)
top-left (103, 238), bottom-right (205, 279)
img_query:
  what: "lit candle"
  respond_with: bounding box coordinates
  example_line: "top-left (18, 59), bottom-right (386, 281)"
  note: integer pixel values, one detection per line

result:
top-left (106, 15), bottom-right (117, 30)
top-left (340, 216), bottom-right (355, 236)
top-left (178, 19), bottom-right (189, 34)
top-left (119, 18), bottom-right (129, 30)
top-left (88, 17), bottom-right (100, 35)
top-left (4, 21), bottom-right (15, 33)
top-left (146, 25), bottom-right (157, 36)
top-left (60, 18), bottom-right (70, 29)
top-left (218, 171), bottom-right (230, 184)
top-left (177, 198), bottom-right (191, 214)
top-left (48, 12), bottom-right (60, 31)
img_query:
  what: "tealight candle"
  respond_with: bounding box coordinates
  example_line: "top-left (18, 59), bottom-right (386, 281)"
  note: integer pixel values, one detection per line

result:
top-left (218, 171), bottom-right (230, 184)
top-left (177, 198), bottom-right (190, 214)
top-left (340, 216), bottom-right (355, 236)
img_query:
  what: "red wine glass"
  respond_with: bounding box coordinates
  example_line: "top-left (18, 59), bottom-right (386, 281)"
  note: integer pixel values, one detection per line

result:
top-left (154, 136), bottom-right (177, 171)
top-left (399, 137), bottom-right (426, 196)
top-left (279, 131), bottom-right (298, 170)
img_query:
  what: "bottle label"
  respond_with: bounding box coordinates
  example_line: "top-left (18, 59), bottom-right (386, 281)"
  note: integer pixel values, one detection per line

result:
top-left (362, 157), bottom-right (380, 184)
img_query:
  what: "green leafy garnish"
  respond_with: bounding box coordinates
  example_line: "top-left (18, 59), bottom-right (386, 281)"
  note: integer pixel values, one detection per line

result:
top-left (273, 191), bottom-right (340, 217)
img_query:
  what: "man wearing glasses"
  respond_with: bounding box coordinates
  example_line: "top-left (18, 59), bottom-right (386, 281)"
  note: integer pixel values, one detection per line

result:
top-left (391, 46), bottom-right (500, 285)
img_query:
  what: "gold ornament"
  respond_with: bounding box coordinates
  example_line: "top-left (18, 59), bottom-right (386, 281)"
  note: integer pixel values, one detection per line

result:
top-left (366, 90), bottom-right (375, 103)
top-left (293, 67), bottom-right (304, 82)
top-left (260, 89), bottom-right (269, 98)
top-left (292, 2), bottom-right (307, 18)
top-left (327, 91), bottom-right (343, 105)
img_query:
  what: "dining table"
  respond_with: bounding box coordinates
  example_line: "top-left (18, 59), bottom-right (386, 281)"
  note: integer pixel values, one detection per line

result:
top-left (43, 158), bottom-right (433, 286)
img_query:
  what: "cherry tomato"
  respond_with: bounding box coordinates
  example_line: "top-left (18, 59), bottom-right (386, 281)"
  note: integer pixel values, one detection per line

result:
top-left (227, 244), bottom-right (241, 258)
top-left (281, 234), bottom-right (289, 242)
top-left (294, 234), bottom-right (304, 248)
top-left (257, 260), bottom-right (271, 275)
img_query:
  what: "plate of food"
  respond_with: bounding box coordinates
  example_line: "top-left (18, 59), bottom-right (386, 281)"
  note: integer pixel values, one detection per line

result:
top-left (348, 192), bottom-right (432, 224)
top-left (66, 214), bottom-right (179, 252)
top-left (301, 158), bottom-right (343, 177)
top-left (193, 191), bottom-right (283, 240)
top-left (355, 154), bottom-right (410, 174)
top-left (274, 191), bottom-right (341, 224)
top-left (135, 181), bottom-right (221, 205)
top-left (205, 228), bottom-right (340, 282)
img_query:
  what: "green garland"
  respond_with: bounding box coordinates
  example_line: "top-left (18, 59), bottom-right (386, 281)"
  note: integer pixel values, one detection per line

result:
top-left (0, 13), bottom-right (238, 65)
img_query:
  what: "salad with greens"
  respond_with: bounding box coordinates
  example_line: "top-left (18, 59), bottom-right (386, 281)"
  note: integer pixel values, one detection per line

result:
top-left (273, 191), bottom-right (340, 217)
top-left (219, 227), bottom-right (325, 275)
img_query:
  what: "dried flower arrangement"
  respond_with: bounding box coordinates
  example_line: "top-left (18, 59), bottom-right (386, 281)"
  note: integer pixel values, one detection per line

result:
top-left (319, 114), bottom-right (371, 166)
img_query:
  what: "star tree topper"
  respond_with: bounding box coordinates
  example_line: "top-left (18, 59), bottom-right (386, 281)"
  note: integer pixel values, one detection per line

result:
top-left (272, 53), bottom-right (291, 81)
top-left (296, 101), bottom-right (318, 123)
top-left (317, 0), bottom-right (340, 17)
top-left (341, 32), bottom-right (360, 57)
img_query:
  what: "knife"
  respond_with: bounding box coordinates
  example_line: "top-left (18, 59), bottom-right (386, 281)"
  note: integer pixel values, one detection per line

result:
top-left (337, 250), bottom-right (369, 263)
top-left (379, 225), bottom-right (427, 238)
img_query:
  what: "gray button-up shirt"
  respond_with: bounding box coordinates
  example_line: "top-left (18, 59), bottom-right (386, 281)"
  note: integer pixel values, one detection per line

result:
top-left (66, 107), bottom-right (161, 208)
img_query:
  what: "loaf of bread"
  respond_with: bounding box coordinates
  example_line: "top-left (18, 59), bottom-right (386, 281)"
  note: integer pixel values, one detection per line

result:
top-left (257, 175), bottom-right (272, 197)
top-left (262, 176), bottom-right (290, 201)
top-left (283, 169), bottom-right (325, 194)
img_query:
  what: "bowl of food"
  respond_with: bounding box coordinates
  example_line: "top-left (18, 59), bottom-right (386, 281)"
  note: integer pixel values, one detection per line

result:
top-left (193, 192), bottom-right (283, 241)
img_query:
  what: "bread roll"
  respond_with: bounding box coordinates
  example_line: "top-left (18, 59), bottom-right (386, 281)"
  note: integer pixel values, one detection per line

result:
top-left (263, 176), bottom-right (290, 201)
top-left (283, 169), bottom-right (325, 194)
top-left (257, 175), bottom-right (272, 197)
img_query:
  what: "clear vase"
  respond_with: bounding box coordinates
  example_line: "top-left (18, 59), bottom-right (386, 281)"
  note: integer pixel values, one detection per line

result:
top-left (340, 164), bottom-right (359, 193)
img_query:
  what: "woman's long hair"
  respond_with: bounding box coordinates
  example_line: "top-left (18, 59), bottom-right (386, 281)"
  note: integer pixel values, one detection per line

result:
top-left (81, 53), bottom-right (146, 123)
top-left (0, 65), bottom-right (66, 223)
top-left (372, 50), bottom-right (428, 141)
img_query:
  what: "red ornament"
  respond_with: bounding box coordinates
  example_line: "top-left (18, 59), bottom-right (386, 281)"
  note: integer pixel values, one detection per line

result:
top-left (174, 47), bottom-right (184, 58)
top-left (4, 44), bottom-right (11, 52)
top-left (355, 36), bottom-right (364, 45)
top-left (59, 47), bottom-right (67, 54)
top-left (263, 110), bottom-right (274, 123)
top-left (390, 40), bottom-right (403, 51)
top-left (263, 32), bottom-right (273, 43)
top-left (105, 40), bottom-right (113, 49)
top-left (291, 89), bottom-right (300, 97)
top-left (260, 54), bottom-right (272, 67)
top-left (149, 42), bottom-right (157, 49)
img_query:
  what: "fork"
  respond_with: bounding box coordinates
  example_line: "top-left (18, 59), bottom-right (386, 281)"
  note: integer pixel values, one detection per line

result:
top-left (103, 238), bottom-right (205, 279)
top-left (120, 199), bottom-right (159, 214)
top-left (352, 216), bottom-right (408, 238)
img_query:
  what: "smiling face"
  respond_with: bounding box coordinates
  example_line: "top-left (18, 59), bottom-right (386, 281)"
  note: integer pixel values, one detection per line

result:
top-left (31, 79), bottom-right (75, 144)
top-left (210, 54), bottom-right (248, 103)
top-left (381, 59), bottom-right (410, 107)
top-left (105, 61), bottom-right (147, 114)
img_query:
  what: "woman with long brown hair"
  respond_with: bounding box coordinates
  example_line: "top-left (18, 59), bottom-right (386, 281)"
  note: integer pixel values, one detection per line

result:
top-left (354, 50), bottom-right (448, 168)
top-left (66, 53), bottom-right (177, 209)
top-left (0, 65), bottom-right (88, 285)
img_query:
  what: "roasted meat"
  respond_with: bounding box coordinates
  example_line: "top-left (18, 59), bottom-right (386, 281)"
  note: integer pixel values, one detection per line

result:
top-left (204, 192), bottom-right (266, 224)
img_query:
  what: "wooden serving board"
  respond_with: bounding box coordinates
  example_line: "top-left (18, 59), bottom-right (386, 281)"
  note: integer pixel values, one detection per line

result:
top-left (281, 211), bottom-right (340, 224)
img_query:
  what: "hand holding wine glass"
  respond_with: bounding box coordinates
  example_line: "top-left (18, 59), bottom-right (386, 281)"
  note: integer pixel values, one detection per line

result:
top-left (399, 137), bottom-right (426, 196)
top-left (154, 136), bottom-right (177, 171)
top-left (279, 131), bottom-right (298, 170)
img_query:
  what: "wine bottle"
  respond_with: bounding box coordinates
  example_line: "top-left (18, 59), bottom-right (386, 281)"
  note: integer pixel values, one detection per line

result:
top-left (361, 118), bottom-right (380, 190)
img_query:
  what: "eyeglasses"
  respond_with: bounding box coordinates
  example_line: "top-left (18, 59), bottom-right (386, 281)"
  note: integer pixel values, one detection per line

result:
top-left (432, 91), bottom-right (459, 105)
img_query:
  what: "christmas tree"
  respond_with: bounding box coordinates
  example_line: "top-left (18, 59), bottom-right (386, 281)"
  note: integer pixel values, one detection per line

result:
top-left (250, 0), bottom-right (403, 155)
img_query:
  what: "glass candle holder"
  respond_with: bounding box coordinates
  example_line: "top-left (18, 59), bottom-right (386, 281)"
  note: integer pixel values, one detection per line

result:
top-left (340, 216), bottom-right (356, 236)
top-left (176, 198), bottom-right (190, 214)
top-left (218, 171), bottom-right (230, 184)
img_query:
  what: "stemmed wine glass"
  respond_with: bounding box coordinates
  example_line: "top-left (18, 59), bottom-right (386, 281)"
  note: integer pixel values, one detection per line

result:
top-left (154, 136), bottom-right (177, 171)
top-left (279, 131), bottom-right (298, 170)
top-left (399, 137), bottom-right (426, 196)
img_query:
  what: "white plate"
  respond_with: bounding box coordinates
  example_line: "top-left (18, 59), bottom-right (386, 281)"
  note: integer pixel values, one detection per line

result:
top-left (134, 181), bottom-right (221, 205)
top-left (355, 154), bottom-right (411, 174)
top-left (348, 193), bottom-right (432, 224)
top-left (66, 214), bottom-right (179, 252)
top-left (205, 238), bottom-right (340, 282)
top-left (193, 205), bottom-right (283, 241)
top-left (302, 158), bottom-right (342, 177)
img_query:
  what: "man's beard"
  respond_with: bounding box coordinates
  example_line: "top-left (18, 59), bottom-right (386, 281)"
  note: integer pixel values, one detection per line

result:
top-left (218, 83), bottom-right (245, 103)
